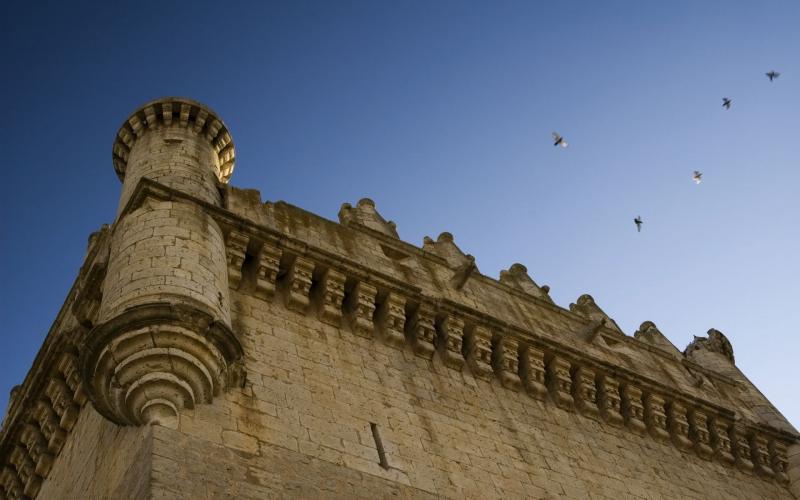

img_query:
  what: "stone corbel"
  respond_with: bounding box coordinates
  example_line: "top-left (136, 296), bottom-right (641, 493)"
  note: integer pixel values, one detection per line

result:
top-left (347, 281), bottom-right (377, 338)
top-left (43, 379), bottom-right (79, 432)
top-left (750, 432), bottom-right (775, 478)
top-left (768, 438), bottom-right (790, 484)
top-left (19, 423), bottom-right (54, 478)
top-left (731, 423), bottom-right (755, 473)
top-left (224, 230), bottom-right (249, 289)
top-left (466, 325), bottom-right (493, 379)
top-left (8, 445), bottom-right (40, 498)
top-left (31, 401), bottom-right (66, 454)
top-left (492, 335), bottom-right (521, 390)
top-left (573, 366), bottom-right (599, 419)
top-left (379, 292), bottom-right (406, 347)
top-left (0, 466), bottom-right (23, 500)
top-left (319, 268), bottom-right (346, 326)
top-left (254, 241), bottom-right (281, 299)
top-left (547, 355), bottom-right (574, 410)
top-left (621, 383), bottom-right (647, 434)
top-left (520, 345), bottom-right (548, 399)
top-left (644, 393), bottom-right (671, 442)
top-left (689, 409), bottom-right (714, 460)
top-left (668, 401), bottom-right (693, 450)
top-left (710, 416), bottom-right (735, 465)
top-left (598, 375), bottom-right (623, 426)
top-left (409, 303), bottom-right (437, 359)
top-left (437, 314), bottom-right (466, 370)
top-left (285, 256), bottom-right (315, 312)
top-left (56, 353), bottom-right (87, 407)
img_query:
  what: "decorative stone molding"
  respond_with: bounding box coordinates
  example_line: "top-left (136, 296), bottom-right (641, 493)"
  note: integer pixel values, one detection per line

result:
top-left (769, 438), bottom-right (790, 484)
top-left (1, 465), bottom-right (23, 499)
top-left (254, 241), bottom-right (281, 299)
top-left (689, 409), bottom-right (714, 460)
top-left (645, 393), bottom-right (671, 442)
top-left (498, 263), bottom-right (553, 303)
top-left (31, 401), bottom-right (66, 454)
top-left (437, 314), bottom-right (465, 370)
top-left (633, 321), bottom-right (681, 357)
top-left (319, 268), bottom-right (346, 326)
top-left (621, 383), bottom-right (647, 434)
top-left (285, 256), bottom-right (315, 313)
top-left (492, 335), bottom-right (521, 390)
top-left (573, 366), bottom-right (599, 419)
top-left (569, 294), bottom-right (622, 334)
top-left (422, 232), bottom-right (473, 269)
top-left (466, 326), bottom-right (493, 379)
top-left (520, 345), bottom-right (548, 399)
top-left (408, 303), bottom-right (436, 359)
top-left (378, 292), bottom-right (406, 347)
top-left (711, 416), bottom-right (736, 465)
top-left (225, 230), bottom-right (249, 289)
top-left (80, 302), bottom-right (243, 428)
top-left (113, 97), bottom-right (236, 183)
top-left (19, 424), bottom-right (53, 478)
top-left (732, 423), bottom-right (755, 473)
top-left (43, 379), bottom-right (78, 432)
top-left (347, 281), bottom-right (377, 338)
top-left (8, 445), bottom-right (39, 498)
top-left (685, 328), bottom-right (735, 364)
top-left (752, 432), bottom-right (775, 478)
top-left (547, 355), bottom-right (574, 410)
top-left (668, 401), bottom-right (693, 450)
top-left (599, 375), bottom-right (623, 426)
top-left (338, 199), bottom-right (399, 238)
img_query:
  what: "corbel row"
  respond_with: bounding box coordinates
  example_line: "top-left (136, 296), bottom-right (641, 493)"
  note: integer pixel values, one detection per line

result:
top-left (224, 234), bottom-right (794, 487)
top-left (113, 98), bottom-right (235, 183)
top-left (0, 353), bottom-right (87, 500)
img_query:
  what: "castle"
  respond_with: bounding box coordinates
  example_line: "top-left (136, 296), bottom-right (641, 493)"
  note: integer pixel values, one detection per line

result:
top-left (1, 97), bottom-right (797, 499)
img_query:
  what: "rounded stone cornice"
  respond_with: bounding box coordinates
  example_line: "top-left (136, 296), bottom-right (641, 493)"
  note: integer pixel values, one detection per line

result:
top-left (112, 97), bottom-right (236, 184)
top-left (79, 301), bottom-right (243, 427)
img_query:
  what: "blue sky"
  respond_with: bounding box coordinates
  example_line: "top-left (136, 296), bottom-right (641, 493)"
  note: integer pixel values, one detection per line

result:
top-left (1, 1), bottom-right (797, 427)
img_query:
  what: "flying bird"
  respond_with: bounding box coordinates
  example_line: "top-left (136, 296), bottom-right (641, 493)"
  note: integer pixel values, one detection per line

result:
top-left (552, 132), bottom-right (568, 148)
top-left (634, 216), bottom-right (643, 233)
top-left (693, 171), bottom-right (703, 184)
top-left (766, 71), bottom-right (780, 81)
top-left (722, 97), bottom-right (732, 109)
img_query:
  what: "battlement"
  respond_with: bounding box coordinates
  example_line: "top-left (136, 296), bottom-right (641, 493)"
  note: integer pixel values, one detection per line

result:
top-left (112, 97), bottom-right (235, 184)
top-left (2, 98), bottom-right (799, 499)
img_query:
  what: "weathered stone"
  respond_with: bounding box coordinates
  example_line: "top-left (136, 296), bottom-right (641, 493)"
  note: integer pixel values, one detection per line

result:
top-left (573, 366), bottom-right (599, 419)
top-left (466, 325), bottom-right (493, 379)
top-left (437, 314), bottom-right (465, 370)
top-left (520, 345), bottom-right (548, 399)
top-left (547, 355), bottom-right (574, 410)
top-left (492, 335), bottom-right (521, 390)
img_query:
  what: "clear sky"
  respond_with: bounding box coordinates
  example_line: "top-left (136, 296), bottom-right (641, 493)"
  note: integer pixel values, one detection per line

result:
top-left (1, 1), bottom-right (797, 427)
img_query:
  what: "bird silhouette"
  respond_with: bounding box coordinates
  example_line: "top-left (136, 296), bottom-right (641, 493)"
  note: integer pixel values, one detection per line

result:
top-left (722, 98), bottom-right (732, 109)
top-left (634, 216), bottom-right (643, 233)
top-left (766, 71), bottom-right (781, 81)
top-left (552, 132), bottom-right (568, 148)
top-left (693, 171), bottom-right (703, 184)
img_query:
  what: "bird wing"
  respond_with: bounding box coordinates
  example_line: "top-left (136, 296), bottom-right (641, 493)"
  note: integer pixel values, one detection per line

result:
top-left (552, 132), bottom-right (561, 140)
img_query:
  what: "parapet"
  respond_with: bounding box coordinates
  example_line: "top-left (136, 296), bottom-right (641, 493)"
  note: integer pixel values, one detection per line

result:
top-left (112, 97), bottom-right (235, 184)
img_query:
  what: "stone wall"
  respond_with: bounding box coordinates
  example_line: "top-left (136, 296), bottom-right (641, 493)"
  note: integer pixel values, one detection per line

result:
top-left (149, 290), bottom-right (795, 499)
top-left (36, 408), bottom-right (151, 500)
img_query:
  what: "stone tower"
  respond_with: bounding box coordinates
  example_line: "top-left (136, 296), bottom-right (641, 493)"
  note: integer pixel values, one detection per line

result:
top-left (1, 97), bottom-right (798, 499)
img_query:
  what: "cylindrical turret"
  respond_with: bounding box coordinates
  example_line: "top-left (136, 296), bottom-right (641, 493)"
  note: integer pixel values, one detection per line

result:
top-left (81, 98), bottom-right (242, 428)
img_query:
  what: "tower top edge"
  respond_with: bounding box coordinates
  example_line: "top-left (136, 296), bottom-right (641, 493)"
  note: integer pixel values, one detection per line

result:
top-left (112, 97), bottom-right (236, 184)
